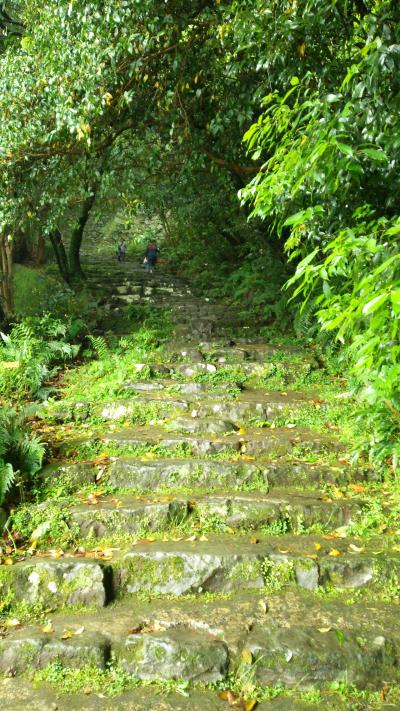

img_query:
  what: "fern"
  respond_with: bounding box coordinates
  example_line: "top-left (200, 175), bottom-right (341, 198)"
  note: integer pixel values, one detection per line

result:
top-left (0, 316), bottom-right (79, 400)
top-left (0, 409), bottom-right (45, 505)
top-left (293, 299), bottom-right (319, 339)
top-left (88, 335), bottom-right (109, 360)
top-left (0, 460), bottom-right (14, 506)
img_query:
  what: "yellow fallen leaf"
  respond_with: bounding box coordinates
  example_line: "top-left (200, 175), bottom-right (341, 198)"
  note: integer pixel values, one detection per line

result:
top-left (318, 627), bottom-right (332, 634)
top-left (286, 423), bottom-right (296, 429)
top-left (42, 622), bottom-right (54, 634)
top-left (6, 619), bottom-right (21, 628)
top-left (186, 535), bottom-right (197, 542)
top-left (241, 648), bottom-right (253, 664)
top-left (4, 558), bottom-right (13, 566)
top-left (238, 427), bottom-right (247, 435)
top-left (329, 549), bottom-right (342, 557)
top-left (199, 534), bottom-right (208, 542)
top-left (244, 701), bottom-right (258, 711)
top-left (349, 544), bottom-right (364, 553)
top-left (314, 543), bottom-right (321, 551)
top-left (61, 629), bottom-right (73, 639)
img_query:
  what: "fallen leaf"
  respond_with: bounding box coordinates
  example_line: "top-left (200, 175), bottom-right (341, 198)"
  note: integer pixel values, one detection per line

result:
top-left (185, 535), bottom-right (197, 542)
top-left (6, 619), bottom-right (21, 629)
top-left (286, 423), bottom-right (296, 429)
top-left (61, 629), bottom-right (73, 639)
top-left (329, 549), bottom-right (342, 557)
top-left (250, 537), bottom-right (259, 545)
top-left (314, 543), bottom-right (322, 551)
top-left (218, 690), bottom-right (242, 707)
top-left (349, 544), bottom-right (364, 553)
top-left (74, 626), bottom-right (85, 635)
top-left (199, 534), bottom-right (208, 542)
top-left (258, 600), bottom-right (268, 615)
top-left (241, 648), bottom-right (253, 664)
top-left (243, 701), bottom-right (258, 711)
top-left (42, 622), bottom-right (54, 634)
top-left (349, 484), bottom-right (365, 494)
top-left (4, 558), bottom-right (13, 566)
top-left (318, 627), bottom-right (332, 634)
top-left (128, 626), bottom-right (143, 635)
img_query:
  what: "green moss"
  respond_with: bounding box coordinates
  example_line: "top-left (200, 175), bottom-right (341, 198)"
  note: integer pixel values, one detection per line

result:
top-left (229, 559), bottom-right (263, 585)
top-left (260, 559), bottom-right (295, 593)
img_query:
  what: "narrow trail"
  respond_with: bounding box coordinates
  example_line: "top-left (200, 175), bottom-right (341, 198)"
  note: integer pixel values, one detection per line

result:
top-left (1, 259), bottom-right (399, 710)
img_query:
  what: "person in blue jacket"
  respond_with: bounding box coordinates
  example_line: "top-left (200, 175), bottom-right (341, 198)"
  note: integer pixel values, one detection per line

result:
top-left (143, 241), bottom-right (160, 273)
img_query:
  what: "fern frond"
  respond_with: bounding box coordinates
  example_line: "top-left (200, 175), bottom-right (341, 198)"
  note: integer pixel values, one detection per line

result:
top-left (88, 335), bottom-right (109, 360)
top-left (0, 460), bottom-right (14, 506)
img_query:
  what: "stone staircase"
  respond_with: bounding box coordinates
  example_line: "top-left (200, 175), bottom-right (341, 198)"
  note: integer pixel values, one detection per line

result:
top-left (1, 258), bottom-right (399, 710)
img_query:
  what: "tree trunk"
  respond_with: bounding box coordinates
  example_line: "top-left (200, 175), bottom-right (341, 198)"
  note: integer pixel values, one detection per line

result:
top-left (0, 234), bottom-right (14, 316)
top-left (49, 229), bottom-right (70, 284)
top-left (34, 234), bottom-right (46, 266)
top-left (69, 193), bottom-right (96, 281)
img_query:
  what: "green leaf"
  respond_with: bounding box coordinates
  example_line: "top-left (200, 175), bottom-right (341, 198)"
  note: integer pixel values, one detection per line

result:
top-left (335, 142), bottom-right (353, 157)
top-left (360, 148), bottom-right (388, 162)
top-left (362, 293), bottom-right (388, 316)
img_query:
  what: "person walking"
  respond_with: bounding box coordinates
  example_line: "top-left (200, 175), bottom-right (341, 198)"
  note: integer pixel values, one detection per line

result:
top-left (116, 241), bottom-right (126, 262)
top-left (143, 241), bottom-right (160, 273)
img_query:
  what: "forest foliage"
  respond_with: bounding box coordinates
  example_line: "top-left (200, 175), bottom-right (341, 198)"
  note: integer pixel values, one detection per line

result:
top-left (0, 0), bottom-right (399, 468)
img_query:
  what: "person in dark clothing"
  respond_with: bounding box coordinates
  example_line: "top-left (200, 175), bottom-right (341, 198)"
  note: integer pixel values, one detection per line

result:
top-left (117, 241), bottom-right (126, 262)
top-left (143, 241), bottom-right (160, 273)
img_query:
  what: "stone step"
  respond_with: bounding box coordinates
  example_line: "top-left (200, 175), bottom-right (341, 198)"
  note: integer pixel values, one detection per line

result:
top-left (2, 591), bottom-right (399, 692)
top-left (42, 457), bottom-right (372, 497)
top-left (4, 534), bottom-right (394, 614)
top-left (68, 489), bottom-right (360, 539)
top-left (110, 534), bottom-right (400, 597)
top-left (120, 359), bottom-right (315, 381)
top-left (0, 558), bottom-right (110, 613)
top-left (102, 425), bottom-right (342, 457)
top-left (107, 456), bottom-right (372, 491)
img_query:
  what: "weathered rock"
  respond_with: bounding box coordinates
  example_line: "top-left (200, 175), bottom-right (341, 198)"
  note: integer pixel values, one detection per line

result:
top-left (247, 624), bottom-right (398, 689)
top-left (114, 542), bottom-right (267, 596)
top-left (0, 560), bottom-right (108, 610)
top-left (120, 628), bottom-right (228, 681)
top-left (193, 492), bottom-right (358, 531)
top-left (167, 418), bottom-right (239, 435)
top-left (0, 632), bottom-right (109, 675)
top-left (108, 458), bottom-right (267, 492)
top-left (123, 381), bottom-right (165, 392)
top-left (40, 462), bottom-right (97, 492)
top-left (70, 498), bottom-right (188, 538)
top-left (178, 363), bottom-right (217, 377)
